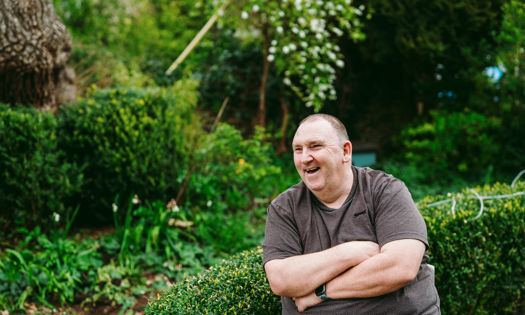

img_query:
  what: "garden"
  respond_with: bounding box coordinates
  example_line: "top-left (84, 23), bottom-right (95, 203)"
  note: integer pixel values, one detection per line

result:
top-left (0, 0), bottom-right (524, 314)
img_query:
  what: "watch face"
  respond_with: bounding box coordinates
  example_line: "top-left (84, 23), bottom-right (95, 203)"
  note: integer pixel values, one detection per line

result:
top-left (315, 284), bottom-right (325, 296)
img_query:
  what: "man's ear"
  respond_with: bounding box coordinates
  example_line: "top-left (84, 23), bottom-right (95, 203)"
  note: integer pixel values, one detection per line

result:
top-left (343, 141), bottom-right (352, 163)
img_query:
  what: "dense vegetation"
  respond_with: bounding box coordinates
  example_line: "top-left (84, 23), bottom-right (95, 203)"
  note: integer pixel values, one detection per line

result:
top-left (0, 0), bottom-right (523, 312)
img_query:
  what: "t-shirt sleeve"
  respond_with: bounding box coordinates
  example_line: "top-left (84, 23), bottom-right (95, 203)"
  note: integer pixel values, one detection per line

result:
top-left (262, 201), bottom-right (303, 266)
top-left (373, 178), bottom-right (428, 248)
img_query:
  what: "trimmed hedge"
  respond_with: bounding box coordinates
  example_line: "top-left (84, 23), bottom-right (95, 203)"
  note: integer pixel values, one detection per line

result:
top-left (145, 248), bottom-right (280, 314)
top-left (58, 86), bottom-right (201, 224)
top-left (146, 181), bottom-right (525, 314)
top-left (0, 104), bottom-right (83, 226)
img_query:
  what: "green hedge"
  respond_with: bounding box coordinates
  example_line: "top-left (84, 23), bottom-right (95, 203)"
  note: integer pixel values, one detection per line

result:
top-left (146, 181), bottom-right (525, 314)
top-left (420, 181), bottom-right (525, 314)
top-left (145, 247), bottom-right (280, 314)
top-left (57, 86), bottom-right (201, 224)
top-left (0, 104), bottom-right (83, 227)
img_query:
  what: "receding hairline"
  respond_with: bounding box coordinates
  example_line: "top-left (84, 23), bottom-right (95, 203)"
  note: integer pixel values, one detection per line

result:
top-left (297, 114), bottom-right (350, 144)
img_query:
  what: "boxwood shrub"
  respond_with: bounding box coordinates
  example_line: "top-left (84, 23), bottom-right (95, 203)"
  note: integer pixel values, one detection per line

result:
top-left (57, 86), bottom-right (202, 224)
top-left (145, 247), bottom-right (280, 314)
top-left (0, 103), bottom-right (83, 228)
top-left (146, 181), bottom-right (524, 314)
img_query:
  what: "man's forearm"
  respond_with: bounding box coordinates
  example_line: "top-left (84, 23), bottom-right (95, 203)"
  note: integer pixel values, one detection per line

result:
top-left (265, 241), bottom-right (379, 297)
top-left (326, 239), bottom-right (425, 299)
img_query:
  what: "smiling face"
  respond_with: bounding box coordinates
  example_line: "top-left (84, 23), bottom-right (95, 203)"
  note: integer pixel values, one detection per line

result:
top-left (292, 118), bottom-right (353, 205)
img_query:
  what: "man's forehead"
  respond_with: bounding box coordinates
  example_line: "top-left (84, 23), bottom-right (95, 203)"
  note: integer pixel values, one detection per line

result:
top-left (293, 121), bottom-right (338, 146)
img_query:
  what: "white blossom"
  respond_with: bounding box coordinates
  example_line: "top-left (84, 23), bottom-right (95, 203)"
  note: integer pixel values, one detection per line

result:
top-left (332, 27), bottom-right (343, 36)
top-left (54, 212), bottom-right (60, 223)
top-left (252, 4), bottom-right (260, 12)
top-left (283, 46), bottom-right (290, 54)
top-left (241, 11), bottom-right (249, 19)
top-left (269, 46), bottom-right (277, 54)
top-left (267, 54), bottom-right (275, 62)
top-left (283, 78), bottom-right (292, 86)
top-left (132, 194), bottom-right (140, 204)
top-left (112, 203), bottom-right (118, 213)
top-left (276, 26), bottom-right (284, 33)
top-left (336, 59), bottom-right (345, 68)
top-left (207, 200), bottom-right (213, 207)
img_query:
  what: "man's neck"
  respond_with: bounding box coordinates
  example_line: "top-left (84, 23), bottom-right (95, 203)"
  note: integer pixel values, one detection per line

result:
top-left (315, 167), bottom-right (354, 209)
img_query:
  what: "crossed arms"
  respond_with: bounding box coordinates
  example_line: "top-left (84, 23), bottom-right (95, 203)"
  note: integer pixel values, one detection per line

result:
top-left (264, 239), bottom-right (425, 312)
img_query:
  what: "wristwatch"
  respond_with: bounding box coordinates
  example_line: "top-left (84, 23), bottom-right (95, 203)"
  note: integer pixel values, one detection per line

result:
top-left (315, 283), bottom-right (332, 301)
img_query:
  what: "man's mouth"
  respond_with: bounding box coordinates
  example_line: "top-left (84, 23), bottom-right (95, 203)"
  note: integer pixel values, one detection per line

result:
top-left (306, 167), bottom-right (320, 174)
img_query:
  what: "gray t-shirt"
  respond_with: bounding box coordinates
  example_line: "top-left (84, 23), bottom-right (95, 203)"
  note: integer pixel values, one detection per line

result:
top-left (263, 167), bottom-right (440, 314)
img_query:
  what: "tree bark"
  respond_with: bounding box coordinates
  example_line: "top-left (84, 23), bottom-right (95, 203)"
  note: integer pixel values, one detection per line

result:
top-left (0, 0), bottom-right (76, 111)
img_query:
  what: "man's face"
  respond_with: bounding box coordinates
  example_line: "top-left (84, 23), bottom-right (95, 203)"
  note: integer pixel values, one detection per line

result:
top-left (292, 119), bottom-right (348, 195)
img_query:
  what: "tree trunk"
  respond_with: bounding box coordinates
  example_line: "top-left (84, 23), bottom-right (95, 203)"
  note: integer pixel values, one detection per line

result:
top-left (0, 0), bottom-right (76, 111)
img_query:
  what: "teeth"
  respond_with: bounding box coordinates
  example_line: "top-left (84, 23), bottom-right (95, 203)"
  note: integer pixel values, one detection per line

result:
top-left (306, 167), bottom-right (320, 173)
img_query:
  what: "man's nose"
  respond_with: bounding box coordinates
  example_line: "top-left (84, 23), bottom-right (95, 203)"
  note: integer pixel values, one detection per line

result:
top-left (300, 149), bottom-right (314, 163)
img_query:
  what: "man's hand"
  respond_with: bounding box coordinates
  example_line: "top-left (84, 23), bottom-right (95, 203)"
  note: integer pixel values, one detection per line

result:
top-left (293, 292), bottom-right (323, 312)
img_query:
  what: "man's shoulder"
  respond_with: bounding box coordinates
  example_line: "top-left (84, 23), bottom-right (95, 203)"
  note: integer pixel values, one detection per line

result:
top-left (355, 166), bottom-right (404, 189)
top-left (271, 181), bottom-right (308, 208)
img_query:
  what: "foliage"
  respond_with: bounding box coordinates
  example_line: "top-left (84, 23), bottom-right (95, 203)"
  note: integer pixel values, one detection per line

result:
top-left (57, 85), bottom-right (202, 224)
top-left (226, 0), bottom-right (369, 111)
top-left (420, 181), bottom-right (525, 314)
top-left (144, 247), bottom-right (280, 315)
top-left (0, 103), bottom-right (83, 228)
top-left (0, 226), bottom-right (103, 311)
top-left (147, 181), bottom-right (525, 315)
top-left (186, 123), bottom-right (282, 254)
top-left (399, 110), bottom-right (502, 181)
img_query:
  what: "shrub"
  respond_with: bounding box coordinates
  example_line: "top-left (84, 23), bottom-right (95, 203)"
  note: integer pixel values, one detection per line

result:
top-left (57, 86), bottom-right (201, 224)
top-left (147, 181), bottom-right (525, 314)
top-left (144, 247), bottom-right (281, 315)
top-left (0, 104), bottom-right (83, 228)
top-left (420, 181), bottom-right (525, 314)
top-left (400, 110), bottom-right (502, 181)
top-left (185, 124), bottom-right (282, 254)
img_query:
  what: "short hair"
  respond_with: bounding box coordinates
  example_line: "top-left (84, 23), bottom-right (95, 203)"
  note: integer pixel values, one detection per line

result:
top-left (298, 114), bottom-right (350, 144)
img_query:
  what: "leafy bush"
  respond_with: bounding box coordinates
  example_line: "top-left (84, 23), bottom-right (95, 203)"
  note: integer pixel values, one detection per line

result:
top-left (186, 123), bottom-right (282, 254)
top-left (0, 104), bottom-right (83, 228)
top-left (57, 86), bottom-right (201, 224)
top-left (147, 181), bottom-right (525, 314)
top-left (420, 181), bottom-right (525, 314)
top-left (144, 247), bottom-right (280, 315)
top-left (400, 110), bottom-right (502, 181)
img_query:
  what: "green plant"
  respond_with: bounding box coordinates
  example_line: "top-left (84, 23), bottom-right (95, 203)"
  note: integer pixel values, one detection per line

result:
top-left (144, 247), bottom-right (280, 314)
top-left (57, 86), bottom-right (202, 224)
top-left (420, 181), bottom-right (525, 314)
top-left (82, 259), bottom-right (144, 314)
top-left (0, 103), bottom-right (83, 228)
top-left (185, 123), bottom-right (281, 254)
top-left (0, 226), bottom-right (103, 312)
top-left (400, 110), bottom-right (502, 181)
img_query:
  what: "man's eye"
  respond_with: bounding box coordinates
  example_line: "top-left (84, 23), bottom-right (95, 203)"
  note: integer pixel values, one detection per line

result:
top-left (311, 144), bottom-right (322, 149)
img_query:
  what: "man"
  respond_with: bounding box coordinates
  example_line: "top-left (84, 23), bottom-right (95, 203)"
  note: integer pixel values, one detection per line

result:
top-left (263, 114), bottom-right (440, 314)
